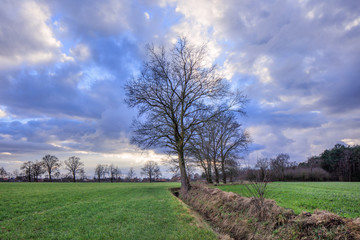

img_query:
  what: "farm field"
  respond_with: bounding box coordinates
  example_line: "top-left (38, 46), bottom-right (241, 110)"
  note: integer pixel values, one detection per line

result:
top-left (0, 182), bottom-right (217, 240)
top-left (217, 182), bottom-right (360, 218)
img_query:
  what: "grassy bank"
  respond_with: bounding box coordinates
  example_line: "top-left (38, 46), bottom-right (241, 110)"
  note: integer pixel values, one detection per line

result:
top-left (0, 182), bottom-right (217, 240)
top-left (217, 182), bottom-right (360, 218)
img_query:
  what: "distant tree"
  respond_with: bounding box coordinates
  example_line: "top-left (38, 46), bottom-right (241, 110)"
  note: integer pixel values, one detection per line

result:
top-left (54, 171), bottom-right (61, 180)
top-left (270, 153), bottom-right (290, 181)
top-left (41, 155), bottom-right (61, 182)
top-left (125, 37), bottom-right (246, 192)
top-left (64, 156), bottom-right (84, 182)
top-left (127, 167), bottom-right (135, 180)
top-left (225, 158), bottom-right (242, 182)
top-left (141, 161), bottom-right (160, 183)
top-left (154, 167), bottom-right (162, 180)
top-left (31, 160), bottom-right (45, 182)
top-left (255, 158), bottom-right (269, 181)
top-left (109, 164), bottom-right (120, 182)
top-left (0, 166), bottom-right (7, 178)
top-left (94, 164), bottom-right (107, 182)
top-left (12, 169), bottom-right (19, 179)
top-left (79, 169), bottom-right (86, 181)
top-left (21, 161), bottom-right (32, 182)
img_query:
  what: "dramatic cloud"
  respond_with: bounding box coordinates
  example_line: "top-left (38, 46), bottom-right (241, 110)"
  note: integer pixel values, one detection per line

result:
top-left (0, 0), bottom-right (71, 69)
top-left (0, 0), bottom-right (359, 175)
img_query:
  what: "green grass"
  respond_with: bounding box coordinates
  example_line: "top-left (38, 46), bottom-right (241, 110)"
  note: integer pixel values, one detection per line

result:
top-left (0, 182), bottom-right (217, 240)
top-left (217, 182), bottom-right (360, 218)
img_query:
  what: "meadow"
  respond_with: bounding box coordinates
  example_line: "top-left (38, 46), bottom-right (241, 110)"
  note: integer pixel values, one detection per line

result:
top-left (0, 182), bottom-right (217, 240)
top-left (217, 182), bottom-right (360, 218)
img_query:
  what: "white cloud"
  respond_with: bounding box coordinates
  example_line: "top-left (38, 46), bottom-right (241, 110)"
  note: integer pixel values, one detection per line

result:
top-left (70, 44), bottom-right (91, 62)
top-left (0, 109), bottom-right (6, 118)
top-left (345, 16), bottom-right (360, 31)
top-left (0, 1), bottom-right (70, 69)
top-left (144, 12), bottom-right (150, 20)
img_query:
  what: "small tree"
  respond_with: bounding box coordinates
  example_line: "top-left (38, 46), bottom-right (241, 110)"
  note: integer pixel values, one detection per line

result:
top-left (0, 166), bottom-right (7, 178)
top-left (41, 155), bottom-right (61, 182)
top-left (94, 164), bottom-right (107, 182)
top-left (141, 161), bottom-right (161, 183)
top-left (244, 168), bottom-right (269, 221)
top-left (127, 167), bottom-right (135, 180)
top-left (64, 156), bottom-right (84, 182)
top-left (32, 160), bottom-right (45, 182)
top-left (270, 153), bottom-right (290, 181)
top-left (255, 158), bottom-right (269, 181)
top-left (109, 164), bottom-right (120, 182)
top-left (21, 161), bottom-right (32, 182)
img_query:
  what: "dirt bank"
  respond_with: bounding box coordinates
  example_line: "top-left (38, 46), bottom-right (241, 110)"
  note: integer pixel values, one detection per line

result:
top-left (176, 184), bottom-right (360, 240)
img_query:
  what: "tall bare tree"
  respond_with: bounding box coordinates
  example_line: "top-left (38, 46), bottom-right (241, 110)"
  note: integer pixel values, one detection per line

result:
top-left (64, 156), bottom-right (84, 182)
top-left (41, 155), bottom-right (61, 182)
top-left (125, 37), bottom-right (246, 191)
top-left (141, 161), bottom-right (160, 183)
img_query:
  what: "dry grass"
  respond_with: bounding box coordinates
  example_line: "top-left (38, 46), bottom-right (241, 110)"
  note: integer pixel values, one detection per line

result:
top-left (179, 183), bottom-right (360, 240)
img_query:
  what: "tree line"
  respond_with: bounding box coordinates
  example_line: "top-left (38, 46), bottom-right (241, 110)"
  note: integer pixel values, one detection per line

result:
top-left (0, 157), bottom-right (166, 183)
top-left (18, 155), bottom-right (84, 182)
top-left (300, 144), bottom-right (360, 181)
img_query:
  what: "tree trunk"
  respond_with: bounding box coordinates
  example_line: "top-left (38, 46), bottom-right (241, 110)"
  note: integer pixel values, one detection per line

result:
top-left (178, 151), bottom-right (191, 192)
top-left (213, 159), bottom-right (219, 184)
top-left (207, 159), bottom-right (213, 183)
top-left (221, 159), bottom-right (227, 184)
top-left (73, 173), bottom-right (76, 182)
top-left (49, 171), bottom-right (52, 182)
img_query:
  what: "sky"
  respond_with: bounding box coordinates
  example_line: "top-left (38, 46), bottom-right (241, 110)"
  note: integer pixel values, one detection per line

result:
top-left (1, 0), bottom-right (360, 177)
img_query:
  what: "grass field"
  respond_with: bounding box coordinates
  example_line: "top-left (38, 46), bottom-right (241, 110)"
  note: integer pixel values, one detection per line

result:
top-left (0, 182), bottom-right (217, 240)
top-left (217, 182), bottom-right (360, 218)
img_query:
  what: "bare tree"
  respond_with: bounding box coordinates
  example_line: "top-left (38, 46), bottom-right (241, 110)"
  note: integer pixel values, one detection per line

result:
top-left (270, 153), bottom-right (290, 181)
top-left (189, 113), bottom-right (249, 184)
top-left (109, 164), bottom-right (120, 182)
top-left (0, 166), bottom-right (7, 178)
top-left (12, 169), bottom-right (19, 179)
top-left (32, 160), bottom-right (45, 182)
top-left (79, 169), bottom-right (86, 181)
top-left (64, 156), bottom-right (84, 182)
top-left (125, 37), bottom-right (246, 192)
top-left (189, 129), bottom-right (213, 183)
top-left (154, 167), bottom-right (162, 180)
top-left (217, 114), bottom-right (250, 184)
top-left (94, 164), bottom-right (107, 182)
top-left (255, 158), bottom-right (269, 182)
top-left (141, 161), bottom-right (161, 183)
top-left (41, 155), bottom-right (60, 182)
top-left (21, 161), bottom-right (32, 182)
top-left (127, 167), bottom-right (135, 180)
